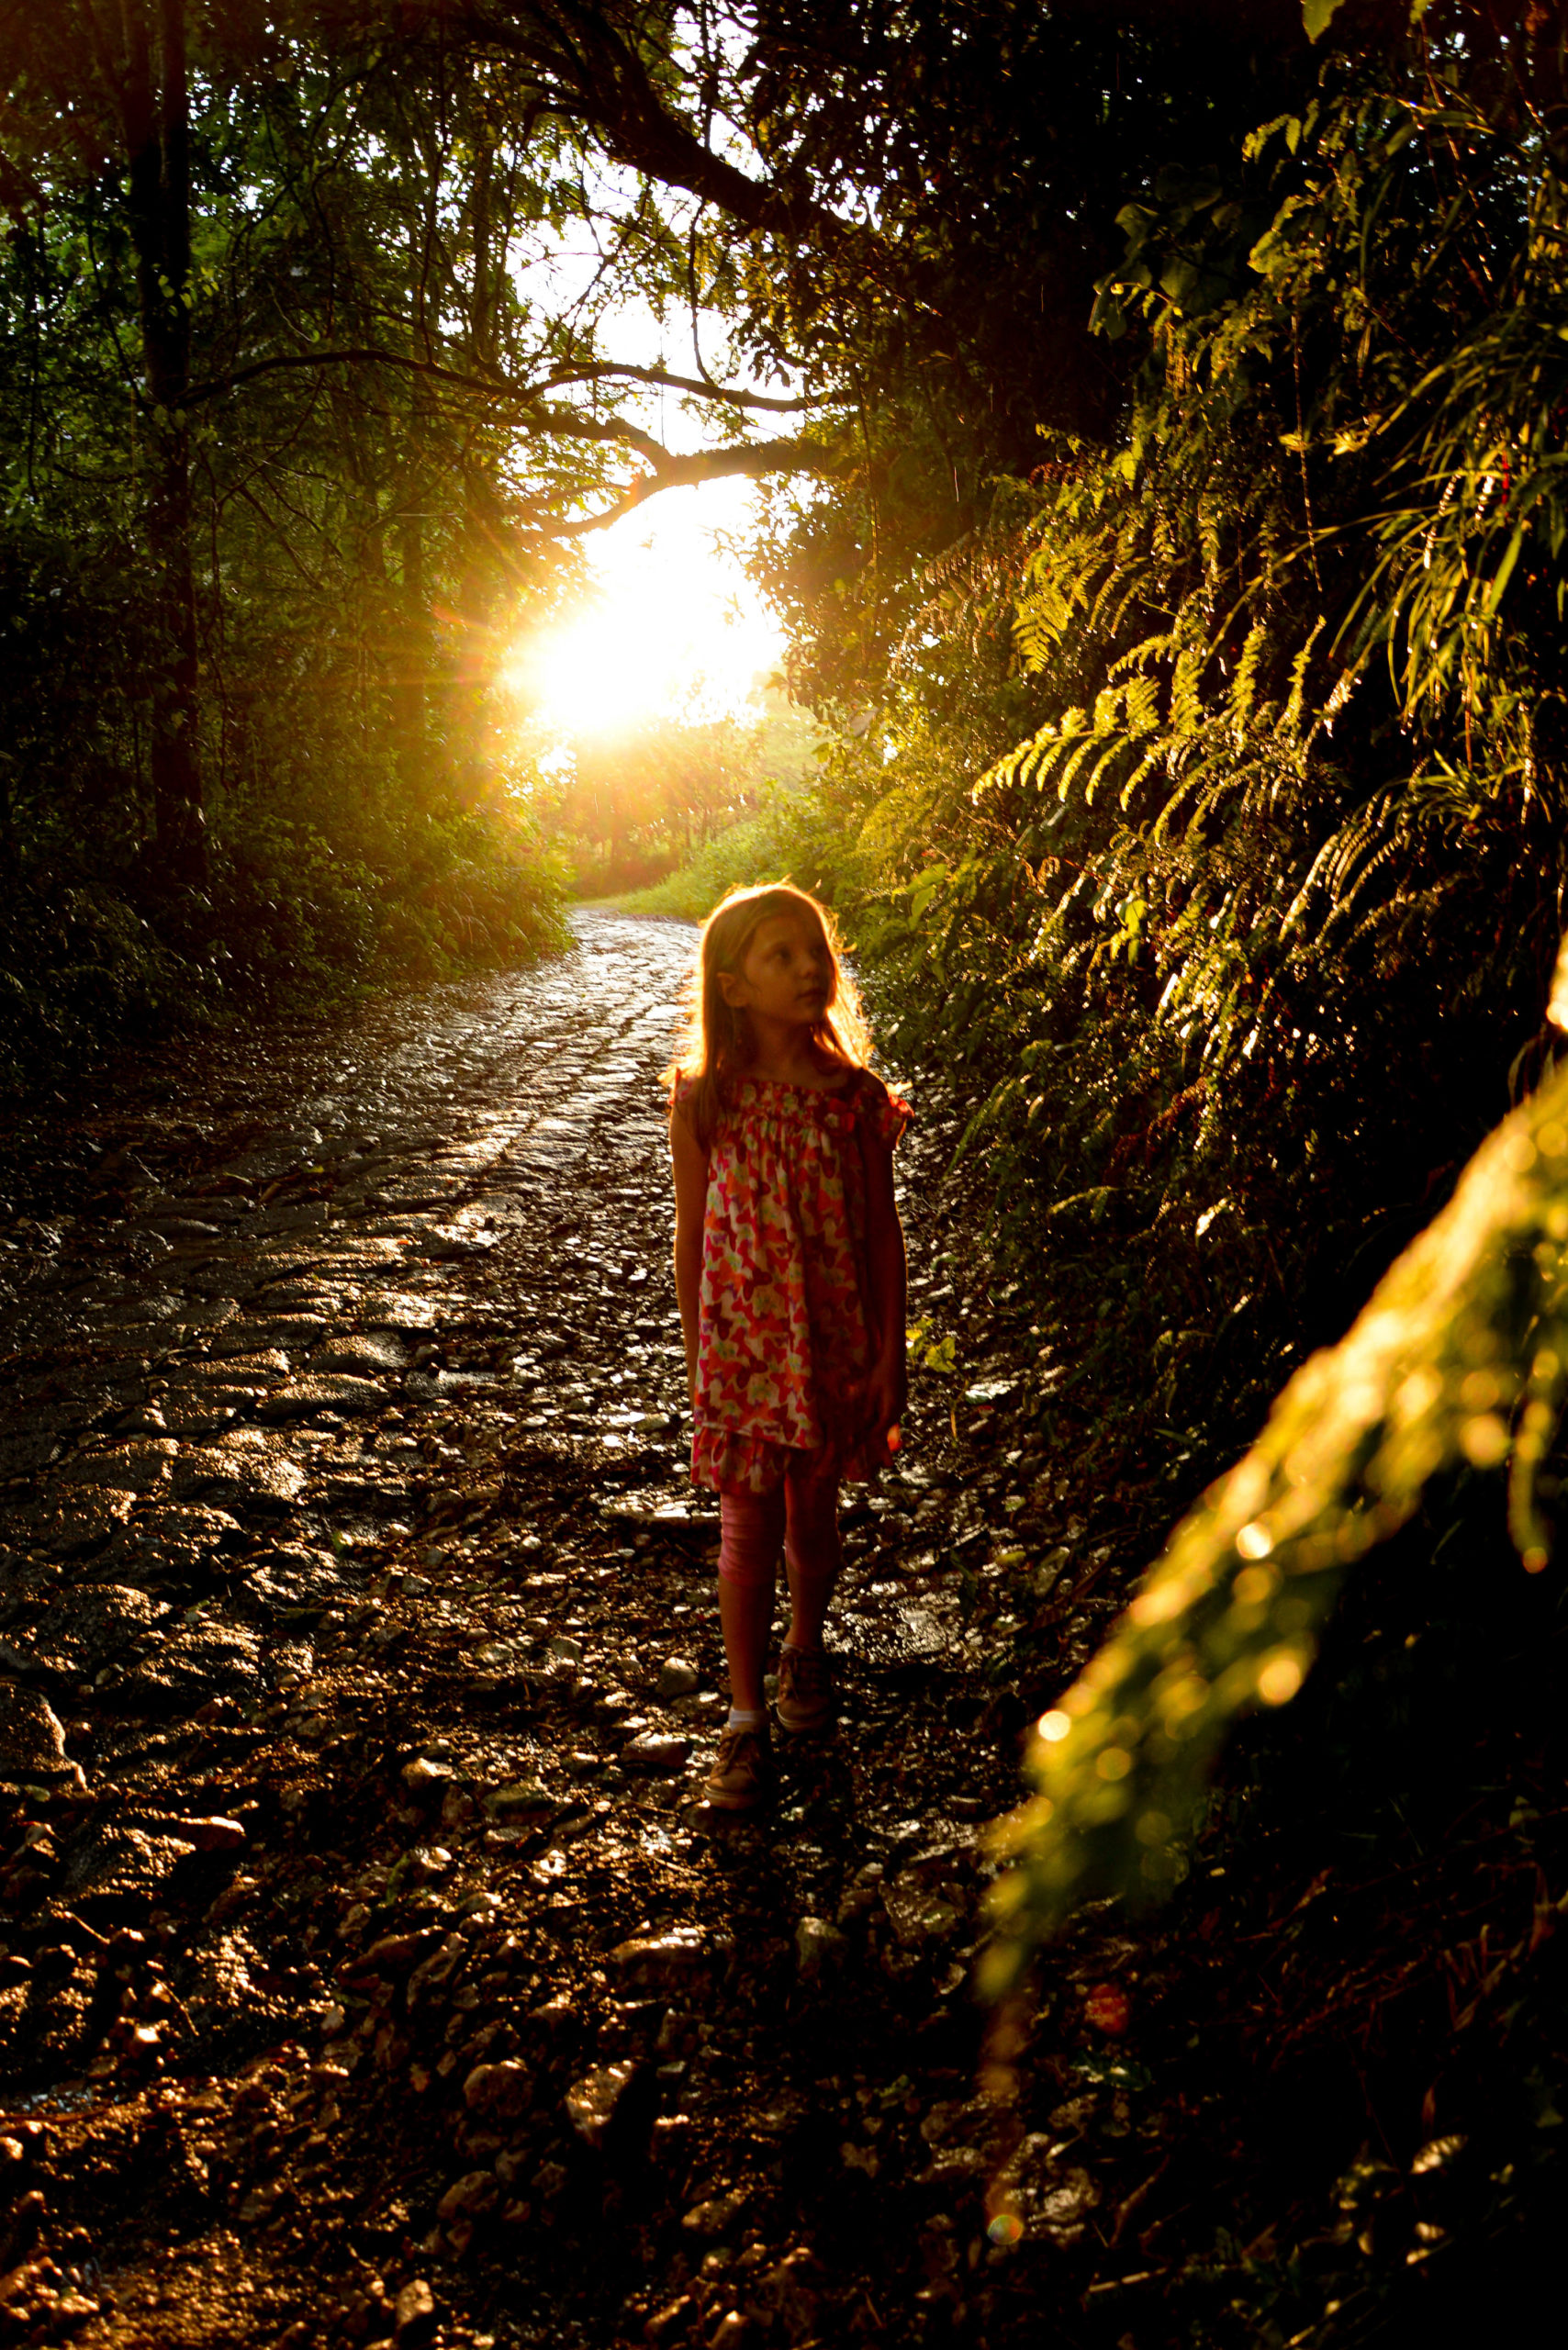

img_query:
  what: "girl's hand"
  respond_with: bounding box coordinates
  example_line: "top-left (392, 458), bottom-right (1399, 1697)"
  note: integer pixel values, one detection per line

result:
top-left (859, 1357), bottom-right (908, 1451)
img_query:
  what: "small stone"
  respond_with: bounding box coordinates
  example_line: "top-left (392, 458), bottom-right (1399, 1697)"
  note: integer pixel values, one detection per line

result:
top-left (610, 1928), bottom-right (732, 1994)
top-left (3, 1583), bottom-right (162, 1679)
top-left (58, 1439), bottom-right (177, 1494)
top-left (681, 2192), bottom-right (746, 2238)
top-left (435, 2169), bottom-right (498, 2222)
top-left (116, 1502), bottom-right (243, 1575)
top-left (621, 1733), bottom-right (691, 1775)
top-left (361, 1292), bottom-right (440, 1332)
top-left (173, 1445), bottom-right (307, 1509)
top-left (260, 1374), bottom-right (385, 1421)
top-left (566, 2061), bottom-right (636, 2148)
top-left (347, 1930), bottom-right (442, 1980)
top-left (454, 1890), bottom-right (503, 1922)
top-left (393, 2277), bottom-right (436, 2344)
top-left (62, 1824), bottom-right (194, 1900)
top-left (645, 2297), bottom-right (695, 2342)
top-left (0, 1686), bottom-right (83, 1789)
top-left (882, 1880), bottom-right (964, 1949)
top-left (794, 1916), bottom-right (846, 1979)
top-left (205, 1343), bottom-right (292, 1371)
top-left (485, 1779), bottom-right (554, 1820)
top-left (464, 2061), bottom-right (533, 2124)
top-left (655, 1656), bottom-right (700, 1702)
top-left (313, 1333), bottom-right (409, 1373)
top-left (162, 1815), bottom-right (247, 1853)
top-left (40, 1494), bottom-right (134, 1556)
top-left (914, 2145), bottom-right (988, 2188)
top-left (1037, 2167), bottom-right (1101, 2227)
top-left (402, 1757), bottom-right (454, 1796)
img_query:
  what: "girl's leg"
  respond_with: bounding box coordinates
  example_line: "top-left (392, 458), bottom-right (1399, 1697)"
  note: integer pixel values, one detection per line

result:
top-left (782, 1457), bottom-right (843, 1653)
top-left (717, 1484), bottom-right (784, 1713)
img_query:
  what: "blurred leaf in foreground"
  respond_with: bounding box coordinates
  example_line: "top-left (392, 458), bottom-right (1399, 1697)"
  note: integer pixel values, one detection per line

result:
top-left (984, 981), bottom-right (1568, 1991)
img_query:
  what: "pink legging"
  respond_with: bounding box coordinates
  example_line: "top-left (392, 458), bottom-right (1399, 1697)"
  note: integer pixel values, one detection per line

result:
top-left (717, 1457), bottom-right (842, 1597)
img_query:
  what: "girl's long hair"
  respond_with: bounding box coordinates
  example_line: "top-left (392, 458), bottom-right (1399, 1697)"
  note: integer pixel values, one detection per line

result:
top-left (666, 883), bottom-right (873, 1149)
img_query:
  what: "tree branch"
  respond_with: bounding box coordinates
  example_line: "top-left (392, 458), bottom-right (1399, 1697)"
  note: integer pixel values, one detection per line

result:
top-left (185, 341), bottom-right (829, 416)
top-left (532, 431), bottom-right (848, 539)
top-left (458, 0), bottom-right (864, 249)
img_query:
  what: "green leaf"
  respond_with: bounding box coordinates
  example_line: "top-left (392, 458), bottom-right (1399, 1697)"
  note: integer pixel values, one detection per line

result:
top-left (1302, 0), bottom-right (1347, 39)
top-left (909, 863), bottom-right (948, 923)
top-left (1483, 520), bottom-right (1527, 621)
top-left (982, 1046), bottom-right (1568, 1984)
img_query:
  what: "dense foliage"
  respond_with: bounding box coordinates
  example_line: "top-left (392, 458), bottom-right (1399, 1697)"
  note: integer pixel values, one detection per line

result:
top-left (0, 3), bottom-right (845, 1085)
top-left (739, 4), bottom-right (1568, 1462)
top-left (553, 694), bottom-right (820, 895)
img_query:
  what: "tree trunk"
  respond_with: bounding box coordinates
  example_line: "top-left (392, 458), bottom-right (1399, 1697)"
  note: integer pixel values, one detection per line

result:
top-left (444, 135), bottom-right (509, 813)
top-left (391, 494), bottom-right (431, 798)
top-left (121, 0), bottom-right (205, 887)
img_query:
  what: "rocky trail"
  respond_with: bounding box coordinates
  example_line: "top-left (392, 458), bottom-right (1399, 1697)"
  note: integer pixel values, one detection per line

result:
top-left (1, 912), bottom-right (1160, 2350)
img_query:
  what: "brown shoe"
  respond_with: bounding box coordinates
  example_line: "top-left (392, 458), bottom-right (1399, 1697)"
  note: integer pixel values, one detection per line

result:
top-left (703, 1721), bottom-right (773, 1811)
top-left (776, 1644), bottom-right (834, 1734)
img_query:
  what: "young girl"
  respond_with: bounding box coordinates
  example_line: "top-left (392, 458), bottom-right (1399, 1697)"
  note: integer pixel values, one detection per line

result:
top-left (667, 883), bottom-right (910, 1812)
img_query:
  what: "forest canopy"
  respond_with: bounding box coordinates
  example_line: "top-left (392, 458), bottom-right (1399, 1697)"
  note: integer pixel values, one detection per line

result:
top-left (0, 0), bottom-right (859, 1079)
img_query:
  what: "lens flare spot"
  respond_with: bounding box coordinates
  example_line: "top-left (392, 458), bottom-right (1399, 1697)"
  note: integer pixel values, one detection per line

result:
top-left (1236, 1520), bottom-right (1274, 1561)
top-left (1258, 1652), bottom-right (1305, 1706)
top-left (1460, 1412), bottom-right (1510, 1468)
top-left (987, 2210), bottom-right (1025, 2247)
top-left (1036, 1708), bottom-right (1071, 1743)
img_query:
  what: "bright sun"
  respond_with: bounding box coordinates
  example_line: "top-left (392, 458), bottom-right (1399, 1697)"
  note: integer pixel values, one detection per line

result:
top-left (507, 479), bottom-right (783, 741)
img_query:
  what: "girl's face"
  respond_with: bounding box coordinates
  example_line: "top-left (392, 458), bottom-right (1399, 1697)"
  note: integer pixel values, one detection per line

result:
top-left (719, 910), bottom-right (835, 1028)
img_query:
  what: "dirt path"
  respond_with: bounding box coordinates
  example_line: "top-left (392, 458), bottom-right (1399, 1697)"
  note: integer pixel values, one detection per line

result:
top-left (2, 912), bottom-right (1125, 2350)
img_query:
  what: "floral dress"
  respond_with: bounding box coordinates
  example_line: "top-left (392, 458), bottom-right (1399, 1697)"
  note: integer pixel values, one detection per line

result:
top-left (676, 1067), bottom-right (911, 1495)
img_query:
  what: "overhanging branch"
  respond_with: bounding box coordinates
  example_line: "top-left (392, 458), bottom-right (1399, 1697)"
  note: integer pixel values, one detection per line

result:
top-left (460, 0), bottom-right (857, 249)
top-left (185, 341), bottom-right (833, 418)
top-left (184, 336), bottom-right (846, 525)
top-left (533, 432), bottom-right (848, 539)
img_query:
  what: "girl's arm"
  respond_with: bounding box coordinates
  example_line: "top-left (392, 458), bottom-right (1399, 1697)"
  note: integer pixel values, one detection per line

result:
top-left (859, 1113), bottom-right (908, 1442)
top-left (670, 1101), bottom-right (709, 1407)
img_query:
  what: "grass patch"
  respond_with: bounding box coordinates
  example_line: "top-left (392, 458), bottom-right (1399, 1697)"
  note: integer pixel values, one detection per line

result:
top-left (612, 789), bottom-right (868, 923)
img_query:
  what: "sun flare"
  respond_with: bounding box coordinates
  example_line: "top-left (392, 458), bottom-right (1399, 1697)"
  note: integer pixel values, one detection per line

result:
top-left (507, 481), bottom-right (784, 741)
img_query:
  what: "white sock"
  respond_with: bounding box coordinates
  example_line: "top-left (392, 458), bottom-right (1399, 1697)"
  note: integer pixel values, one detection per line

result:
top-left (726, 1707), bottom-right (765, 1729)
